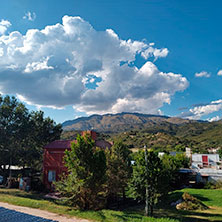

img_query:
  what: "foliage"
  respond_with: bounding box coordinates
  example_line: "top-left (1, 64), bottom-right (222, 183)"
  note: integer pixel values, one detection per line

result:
top-left (0, 95), bottom-right (62, 177)
top-left (176, 192), bottom-right (208, 211)
top-left (105, 140), bottom-right (132, 203)
top-left (55, 133), bottom-right (107, 210)
top-left (0, 95), bottom-right (29, 169)
top-left (160, 153), bottom-right (190, 192)
top-left (217, 148), bottom-right (222, 158)
top-left (204, 180), bottom-right (222, 189)
top-left (129, 150), bottom-right (163, 216)
top-left (62, 113), bottom-right (222, 153)
top-left (18, 110), bottom-right (62, 170)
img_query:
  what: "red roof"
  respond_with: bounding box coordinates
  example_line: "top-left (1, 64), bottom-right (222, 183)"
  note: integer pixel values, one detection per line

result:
top-left (44, 140), bottom-right (72, 149)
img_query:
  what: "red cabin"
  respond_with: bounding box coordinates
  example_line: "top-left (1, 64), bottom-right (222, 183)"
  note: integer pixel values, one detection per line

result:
top-left (43, 131), bottom-right (112, 190)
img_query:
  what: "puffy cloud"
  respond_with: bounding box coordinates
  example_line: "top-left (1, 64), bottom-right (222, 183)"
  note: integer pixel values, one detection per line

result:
top-left (0, 16), bottom-right (188, 115)
top-left (0, 19), bottom-right (11, 35)
top-left (23, 11), bottom-right (36, 21)
top-left (217, 70), bottom-right (222, 76)
top-left (24, 57), bottom-right (54, 73)
top-left (195, 71), bottom-right (211, 78)
top-left (141, 47), bottom-right (169, 61)
top-left (181, 99), bottom-right (222, 120)
top-left (207, 116), bottom-right (220, 122)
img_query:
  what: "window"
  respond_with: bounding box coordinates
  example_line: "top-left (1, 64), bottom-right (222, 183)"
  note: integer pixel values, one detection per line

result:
top-left (48, 170), bottom-right (56, 182)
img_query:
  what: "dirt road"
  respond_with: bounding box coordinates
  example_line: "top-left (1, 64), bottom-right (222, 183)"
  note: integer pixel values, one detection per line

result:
top-left (0, 202), bottom-right (91, 222)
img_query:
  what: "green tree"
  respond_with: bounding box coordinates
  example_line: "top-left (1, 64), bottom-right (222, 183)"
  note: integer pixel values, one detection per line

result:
top-left (217, 148), bottom-right (222, 159)
top-left (0, 95), bottom-right (62, 178)
top-left (55, 133), bottom-right (107, 210)
top-left (0, 95), bottom-right (30, 179)
top-left (175, 144), bottom-right (186, 152)
top-left (129, 149), bottom-right (162, 216)
top-left (160, 153), bottom-right (190, 193)
top-left (17, 110), bottom-right (62, 171)
top-left (106, 140), bottom-right (132, 204)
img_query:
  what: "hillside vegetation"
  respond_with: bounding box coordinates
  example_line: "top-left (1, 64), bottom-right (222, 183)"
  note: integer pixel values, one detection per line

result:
top-left (62, 113), bottom-right (222, 153)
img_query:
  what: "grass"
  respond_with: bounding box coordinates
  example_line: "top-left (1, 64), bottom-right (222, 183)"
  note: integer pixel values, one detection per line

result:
top-left (0, 188), bottom-right (177, 222)
top-left (0, 188), bottom-right (222, 221)
top-left (155, 188), bottom-right (222, 222)
top-left (180, 188), bottom-right (222, 207)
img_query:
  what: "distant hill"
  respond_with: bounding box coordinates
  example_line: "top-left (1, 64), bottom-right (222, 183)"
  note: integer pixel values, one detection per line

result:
top-left (61, 113), bottom-right (222, 152)
top-left (62, 112), bottom-right (193, 133)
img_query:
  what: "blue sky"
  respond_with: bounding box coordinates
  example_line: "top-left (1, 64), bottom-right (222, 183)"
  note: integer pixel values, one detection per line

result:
top-left (0, 0), bottom-right (222, 123)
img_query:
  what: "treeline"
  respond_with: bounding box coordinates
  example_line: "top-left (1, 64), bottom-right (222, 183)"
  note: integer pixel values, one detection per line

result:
top-left (55, 133), bottom-right (189, 216)
top-left (0, 95), bottom-right (62, 179)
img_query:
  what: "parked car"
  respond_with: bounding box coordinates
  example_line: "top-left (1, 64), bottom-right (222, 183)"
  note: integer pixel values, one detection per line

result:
top-left (0, 175), bottom-right (3, 184)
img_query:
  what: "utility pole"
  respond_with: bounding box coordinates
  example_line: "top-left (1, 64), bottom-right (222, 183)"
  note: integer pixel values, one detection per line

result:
top-left (144, 145), bottom-right (149, 216)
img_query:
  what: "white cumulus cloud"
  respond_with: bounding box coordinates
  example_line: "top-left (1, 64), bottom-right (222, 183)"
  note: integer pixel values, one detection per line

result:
top-left (195, 71), bottom-right (211, 78)
top-left (23, 11), bottom-right (36, 21)
top-left (207, 116), bottom-right (220, 122)
top-left (182, 99), bottom-right (222, 120)
top-left (0, 15), bottom-right (188, 115)
top-left (0, 19), bottom-right (11, 35)
top-left (217, 70), bottom-right (222, 76)
top-left (141, 47), bottom-right (169, 61)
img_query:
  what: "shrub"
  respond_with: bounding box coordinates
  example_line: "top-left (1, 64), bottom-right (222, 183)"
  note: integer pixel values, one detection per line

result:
top-left (176, 192), bottom-right (208, 211)
top-left (215, 180), bottom-right (222, 189)
top-left (204, 180), bottom-right (222, 189)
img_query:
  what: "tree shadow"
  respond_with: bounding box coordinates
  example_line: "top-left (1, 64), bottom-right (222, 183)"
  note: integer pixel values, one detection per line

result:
top-left (188, 194), bottom-right (210, 202)
top-left (110, 211), bottom-right (148, 222)
top-left (154, 207), bottom-right (222, 222)
top-left (0, 188), bottom-right (61, 205)
top-left (123, 192), bottom-right (222, 222)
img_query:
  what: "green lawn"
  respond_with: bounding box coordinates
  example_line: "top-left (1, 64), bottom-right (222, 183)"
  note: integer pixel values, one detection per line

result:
top-left (0, 188), bottom-right (177, 222)
top-left (0, 188), bottom-right (222, 222)
top-left (155, 188), bottom-right (222, 222)
top-left (181, 188), bottom-right (222, 207)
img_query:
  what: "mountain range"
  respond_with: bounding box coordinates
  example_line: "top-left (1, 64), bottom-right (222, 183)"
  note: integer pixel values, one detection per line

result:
top-left (62, 112), bottom-right (194, 133)
top-left (62, 112), bottom-right (222, 151)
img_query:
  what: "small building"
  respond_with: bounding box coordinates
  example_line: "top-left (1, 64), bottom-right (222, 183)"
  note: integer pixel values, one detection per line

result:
top-left (43, 131), bottom-right (112, 190)
top-left (192, 154), bottom-right (220, 169)
top-left (191, 154), bottom-right (222, 183)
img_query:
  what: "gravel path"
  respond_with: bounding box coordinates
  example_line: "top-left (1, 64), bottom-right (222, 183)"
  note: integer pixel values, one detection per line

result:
top-left (0, 202), bottom-right (90, 222)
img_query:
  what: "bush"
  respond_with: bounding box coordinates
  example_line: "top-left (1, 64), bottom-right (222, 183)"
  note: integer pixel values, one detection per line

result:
top-left (176, 192), bottom-right (208, 211)
top-left (215, 180), bottom-right (222, 189)
top-left (204, 180), bottom-right (222, 189)
top-left (204, 181), bottom-right (214, 189)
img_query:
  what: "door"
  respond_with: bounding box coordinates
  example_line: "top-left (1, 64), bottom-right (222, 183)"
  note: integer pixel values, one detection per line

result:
top-left (202, 155), bottom-right (208, 166)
